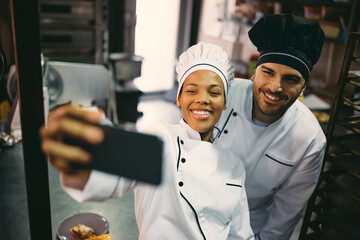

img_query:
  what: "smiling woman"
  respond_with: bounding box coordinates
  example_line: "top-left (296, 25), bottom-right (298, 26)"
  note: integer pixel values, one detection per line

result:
top-left (177, 70), bottom-right (226, 142)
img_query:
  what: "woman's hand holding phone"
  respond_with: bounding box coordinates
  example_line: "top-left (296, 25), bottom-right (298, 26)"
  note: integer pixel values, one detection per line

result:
top-left (39, 104), bottom-right (105, 189)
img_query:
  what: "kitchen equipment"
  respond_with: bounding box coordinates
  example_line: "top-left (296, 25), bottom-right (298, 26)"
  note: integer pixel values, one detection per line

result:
top-left (43, 61), bottom-right (111, 110)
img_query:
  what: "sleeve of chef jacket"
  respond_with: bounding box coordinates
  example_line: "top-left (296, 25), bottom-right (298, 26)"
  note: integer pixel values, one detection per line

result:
top-left (256, 143), bottom-right (325, 240)
top-left (61, 123), bottom-right (165, 203)
top-left (62, 170), bottom-right (137, 202)
top-left (61, 116), bottom-right (138, 202)
top-left (228, 183), bottom-right (255, 240)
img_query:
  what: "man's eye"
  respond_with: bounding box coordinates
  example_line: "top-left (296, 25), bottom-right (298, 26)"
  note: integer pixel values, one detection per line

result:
top-left (210, 92), bottom-right (221, 96)
top-left (263, 70), bottom-right (273, 76)
top-left (283, 78), bottom-right (300, 84)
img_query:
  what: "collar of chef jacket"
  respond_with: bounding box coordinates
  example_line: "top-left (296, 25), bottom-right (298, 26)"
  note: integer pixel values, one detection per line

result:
top-left (179, 119), bottom-right (202, 141)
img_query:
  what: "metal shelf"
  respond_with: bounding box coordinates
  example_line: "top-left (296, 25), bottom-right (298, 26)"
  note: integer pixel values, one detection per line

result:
top-left (306, 231), bottom-right (345, 240)
top-left (327, 152), bottom-right (360, 179)
top-left (271, 0), bottom-right (353, 8)
top-left (333, 174), bottom-right (360, 199)
top-left (326, 190), bottom-right (360, 213)
top-left (337, 115), bottom-right (360, 135)
top-left (333, 134), bottom-right (360, 157)
top-left (38, 0), bottom-right (95, 21)
top-left (38, 0), bottom-right (108, 64)
top-left (307, 209), bottom-right (359, 239)
top-left (347, 72), bottom-right (360, 87)
top-left (343, 97), bottom-right (360, 112)
top-left (321, 208), bottom-right (360, 239)
top-left (317, 182), bottom-right (360, 208)
top-left (301, 29), bottom-right (360, 239)
top-left (324, 171), bottom-right (360, 200)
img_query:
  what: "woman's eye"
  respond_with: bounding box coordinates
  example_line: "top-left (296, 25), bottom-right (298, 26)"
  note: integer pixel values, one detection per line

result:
top-left (186, 90), bottom-right (196, 94)
top-left (210, 92), bottom-right (221, 96)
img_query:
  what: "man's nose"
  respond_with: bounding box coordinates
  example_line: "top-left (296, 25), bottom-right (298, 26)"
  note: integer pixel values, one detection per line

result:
top-left (269, 77), bottom-right (283, 92)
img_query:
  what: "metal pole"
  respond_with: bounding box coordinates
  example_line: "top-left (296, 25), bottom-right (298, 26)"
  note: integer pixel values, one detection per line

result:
top-left (108, 0), bottom-right (126, 53)
top-left (189, 0), bottom-right (203, 46)
top-left (10, 0), bottom-right (52, 239)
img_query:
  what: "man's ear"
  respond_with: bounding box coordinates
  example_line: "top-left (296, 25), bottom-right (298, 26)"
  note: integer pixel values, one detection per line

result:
top-left (251, 69), bottom-right (256, 82)
top-left (299, 84), bottom-right (307, 97)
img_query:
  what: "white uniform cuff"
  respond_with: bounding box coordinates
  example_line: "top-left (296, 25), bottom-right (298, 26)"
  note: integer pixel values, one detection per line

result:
top-left (62, 170), bottom-right (119, 202)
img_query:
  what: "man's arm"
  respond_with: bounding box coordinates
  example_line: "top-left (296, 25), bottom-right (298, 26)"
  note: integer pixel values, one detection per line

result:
top-left (256, 145), bottom-right (325, 240)
top-left (228, 185), bottom-right (254, 240)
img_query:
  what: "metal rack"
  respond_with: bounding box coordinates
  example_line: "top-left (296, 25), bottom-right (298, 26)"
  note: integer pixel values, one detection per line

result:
top-left (38, 0), bottom-right (108, 64)
top-left (300, 32), bottom-right (360, 240)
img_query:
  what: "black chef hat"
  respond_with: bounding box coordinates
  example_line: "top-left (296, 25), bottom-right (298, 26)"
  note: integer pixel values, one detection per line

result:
top-left (248, 13), bottom-right (325, 81)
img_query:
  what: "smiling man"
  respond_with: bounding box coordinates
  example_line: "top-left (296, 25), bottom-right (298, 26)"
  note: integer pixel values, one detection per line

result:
top-left (213, 13), bottom-right (326, 240)
top-left (252, 63), bottom-right (306, 123)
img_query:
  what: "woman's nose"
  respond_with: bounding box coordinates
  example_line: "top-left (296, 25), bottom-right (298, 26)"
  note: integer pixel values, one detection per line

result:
top-left (195, 92), bottom-right (210, 104)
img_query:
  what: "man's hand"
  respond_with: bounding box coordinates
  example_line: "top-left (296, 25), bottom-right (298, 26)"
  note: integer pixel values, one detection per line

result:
top-left (39, 104), bottom-right (105, 189)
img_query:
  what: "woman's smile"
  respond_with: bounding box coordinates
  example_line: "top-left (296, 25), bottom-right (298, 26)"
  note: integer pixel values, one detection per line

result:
top-left (190, 109), bottom-right (213, 119)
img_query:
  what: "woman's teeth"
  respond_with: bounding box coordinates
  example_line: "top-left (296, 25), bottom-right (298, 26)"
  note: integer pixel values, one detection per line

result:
top-left (192, 110), bottom-right (211, 115)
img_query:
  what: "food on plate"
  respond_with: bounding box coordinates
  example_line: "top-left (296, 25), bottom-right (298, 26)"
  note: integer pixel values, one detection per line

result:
top-left (86, 234), bottom-right (112, 240)
top-left (70, 224), bottom-right (97, 239)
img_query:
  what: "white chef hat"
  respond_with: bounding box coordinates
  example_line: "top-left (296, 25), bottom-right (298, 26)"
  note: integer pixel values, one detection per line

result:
top-left (176, 42), bottom-right (234, 101)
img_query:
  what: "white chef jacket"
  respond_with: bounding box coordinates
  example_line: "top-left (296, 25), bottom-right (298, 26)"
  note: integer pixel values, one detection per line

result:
top-left (213, 79), bottom-right (326, 240)
top-left (62, 120), bottom-right (254, 240)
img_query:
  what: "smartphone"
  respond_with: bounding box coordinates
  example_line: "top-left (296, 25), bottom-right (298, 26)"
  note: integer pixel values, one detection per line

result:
top-left (64, 125), bottom-right (163, 185)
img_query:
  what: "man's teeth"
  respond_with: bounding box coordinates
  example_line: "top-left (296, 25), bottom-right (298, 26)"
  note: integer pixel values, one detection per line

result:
top-left (265, 93), bottom-right (280, 101)
top-left (192, 110), bottom-right (211, 115)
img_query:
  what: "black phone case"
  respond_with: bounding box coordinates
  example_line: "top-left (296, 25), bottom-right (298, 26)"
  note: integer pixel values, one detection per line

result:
top-left (64, 125), bottom-right (163, 185)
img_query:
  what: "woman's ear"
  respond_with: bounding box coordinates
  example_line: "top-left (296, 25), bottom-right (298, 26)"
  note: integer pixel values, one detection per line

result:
top-left (176, 97), bottom-right (181, 107)
top-left (223, 104), bottom-right (227, 111)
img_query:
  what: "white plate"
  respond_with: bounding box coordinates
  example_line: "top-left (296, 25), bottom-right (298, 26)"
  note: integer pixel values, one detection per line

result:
top-left (57, 212), bottom-right (109, 240)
